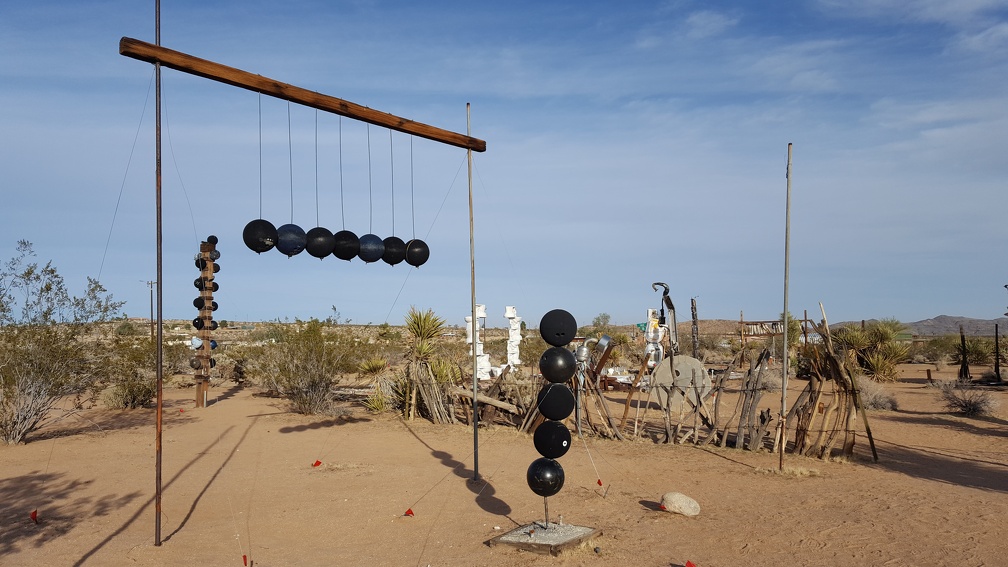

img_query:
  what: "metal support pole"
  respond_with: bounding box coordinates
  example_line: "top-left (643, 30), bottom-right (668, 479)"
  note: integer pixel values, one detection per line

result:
top-left (153, 0), bottom-right (163, 547)
top-left (779, 142), bottom-right (792, 471)
top-left (467, 103), bottom-right (479, 481)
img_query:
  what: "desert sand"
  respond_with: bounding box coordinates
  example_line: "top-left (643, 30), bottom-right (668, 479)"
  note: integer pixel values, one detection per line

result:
top-left (2, 364), bottom-right (1006, 567)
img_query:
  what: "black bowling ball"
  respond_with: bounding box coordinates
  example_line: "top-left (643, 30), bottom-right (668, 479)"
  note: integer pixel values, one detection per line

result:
top-left (540, 309), bottom-right (577, 347)
top-left (535, 383), bottom-right (575, 421)
top-left (533, 420), bottom-right (571, 459)
top-left (527, 457), bottom-right (565, 497)
top-left (192, 317), bottom-right (204, 330)
top-left (243, 219), bottom-right (277, 254)
top-left (276, 224), bottom-right (307, 257)
top-left (332, 230), bottom-right (360, 261)
top-left (382, 236), bottom-right (406, 265)
top-left (539, 346), bottom-right (576, 383)
top-left (194, 277), bottom-right (204, 290)
top-left (405, 239), bottom-right (429, 267)
top-left (305, 227), bottom-right (336, 259)
top-left (206, 235), bottom-right (218, 245)
top-left (358, 233), bottom-right (384, 263)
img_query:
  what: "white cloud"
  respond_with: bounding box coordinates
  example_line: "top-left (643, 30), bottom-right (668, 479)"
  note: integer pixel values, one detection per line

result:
top-left (952, 21), bottom-right (1008, 54)
top-left (815, 0), bottom-right (1008, 27)
top-left (683, 10), bottom-right (740, 39)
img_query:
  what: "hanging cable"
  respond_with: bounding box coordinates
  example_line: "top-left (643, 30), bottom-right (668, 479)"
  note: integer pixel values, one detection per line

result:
top-left (410, 136), bottom-right (416, 240)
top-left (98, 69), bottom-right (155, 281)
top-left (315, 109), bottom-right (319, 227)
top-left (161, 83), bottom-right (199, 243)
top-left (258, 93), bottom-right (262, 219)
top-left (367, 124), bottom-right (373, 232)
top-left (338, 117), bottom-right (345, 229)
top-left (287, 102), bottom-right (293, 224)
top-left (389, 130), bottom-right (395, 235)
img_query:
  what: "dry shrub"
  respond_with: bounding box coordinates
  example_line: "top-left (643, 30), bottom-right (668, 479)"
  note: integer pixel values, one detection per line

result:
top-left (938, 381), bottom-right (998, 417)
top-left (857, 379), bottom-right (898, 411)
top-left (755, 466), bottom-right (821, 478)
top-left (247, 320), bottom-right (350, 415)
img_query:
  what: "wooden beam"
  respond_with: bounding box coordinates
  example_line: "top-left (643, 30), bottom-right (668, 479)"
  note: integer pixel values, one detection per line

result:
top-left (119, 37), bottom-right (486, 152)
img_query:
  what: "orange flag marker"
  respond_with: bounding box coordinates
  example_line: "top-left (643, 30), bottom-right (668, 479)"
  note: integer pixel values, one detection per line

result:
top-left (312, 460), bottom-right (322, 467)
top-left (404, 508), bottom-right (415, 517)
top-left (30, 509), bottom-right (38, 524)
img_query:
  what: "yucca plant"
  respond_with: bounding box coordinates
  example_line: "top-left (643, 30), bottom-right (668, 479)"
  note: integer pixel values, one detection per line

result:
top-left (833, 320), bottom-right (909, 382)
top-left (951, 338), bottom-right (993, 365)
top-left (399, 307), bottom-right (455, 422)
top-left (358, 356), bottom-right (388, 378)
top-left (405, 306), bottom-right (445, 345)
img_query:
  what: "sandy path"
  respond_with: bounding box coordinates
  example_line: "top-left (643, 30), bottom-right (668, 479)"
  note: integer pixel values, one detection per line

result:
top-left (1, 366), bottom-right (1006, 566)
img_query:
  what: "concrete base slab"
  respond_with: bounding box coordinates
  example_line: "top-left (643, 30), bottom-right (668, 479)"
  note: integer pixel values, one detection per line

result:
top-left (486, 521), bottom-right (600, 556)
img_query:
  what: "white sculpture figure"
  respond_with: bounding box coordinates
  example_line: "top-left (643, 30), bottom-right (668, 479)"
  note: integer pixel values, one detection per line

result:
top-left (505, 305), bottom-right (522, 368)
top-left (643, 308), bottom-right (666, 369)
top-left (465, 315), bottom-right (478, 346)
top-left (467, 307), bottom-right (492, 380)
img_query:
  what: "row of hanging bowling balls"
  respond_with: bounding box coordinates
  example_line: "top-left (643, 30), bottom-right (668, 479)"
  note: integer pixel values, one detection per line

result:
top-left (243, 219), bottom-right (429, 266)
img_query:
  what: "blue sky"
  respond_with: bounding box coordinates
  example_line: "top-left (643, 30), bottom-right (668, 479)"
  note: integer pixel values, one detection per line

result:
top-left (1, 1), bottom-right (1006, 329)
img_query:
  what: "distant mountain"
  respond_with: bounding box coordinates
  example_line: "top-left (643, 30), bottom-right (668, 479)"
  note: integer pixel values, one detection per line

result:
top-left (835, 316), bottom-right (1007, 336)
top-left (901, 315), bottom-right (1008, 337)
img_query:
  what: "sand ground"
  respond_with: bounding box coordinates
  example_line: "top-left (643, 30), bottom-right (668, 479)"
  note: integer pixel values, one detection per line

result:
top-left (1, 365), bottom-right (1006, 567)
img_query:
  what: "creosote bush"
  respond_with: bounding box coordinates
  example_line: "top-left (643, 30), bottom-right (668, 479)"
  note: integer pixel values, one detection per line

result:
top-left (0, 241), bottom-right (121, 444)
top-left (938, 381), bottom-right (998, 417)
top-left (857, 379), bottom-right (898, 411)
top-left (245, 319), bottom-right (353, 415)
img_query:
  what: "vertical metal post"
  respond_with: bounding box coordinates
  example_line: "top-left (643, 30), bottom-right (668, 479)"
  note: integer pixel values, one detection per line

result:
top-left (147, 280), bottom-right (155, 341)
top-left (153, 0), bottom-right (164, 547)
top-left (779, 143), bottom-right (792, 471)
top-left (467, 103), bottom-right (479, 481)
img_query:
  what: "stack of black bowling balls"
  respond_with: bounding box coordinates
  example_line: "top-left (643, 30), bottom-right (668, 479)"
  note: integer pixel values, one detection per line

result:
top-left (527, 308), bottom-right (577, 499)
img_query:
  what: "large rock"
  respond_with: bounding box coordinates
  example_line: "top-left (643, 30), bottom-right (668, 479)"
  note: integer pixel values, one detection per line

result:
top-left (660, 492), bottom-right (700, 517)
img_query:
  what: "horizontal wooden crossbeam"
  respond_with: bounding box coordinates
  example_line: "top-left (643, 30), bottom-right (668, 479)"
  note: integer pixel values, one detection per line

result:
top-left (119, 37), bottom-right (486, 152)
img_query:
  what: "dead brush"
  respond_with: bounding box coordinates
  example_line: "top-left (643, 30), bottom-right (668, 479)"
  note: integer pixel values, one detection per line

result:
top-left (937, 381), bottom-right (998, 417)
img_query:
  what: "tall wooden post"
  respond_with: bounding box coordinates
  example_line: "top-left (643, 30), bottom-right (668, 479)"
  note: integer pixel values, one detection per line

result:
top-left (995, 324), bottom-right (1001, 383)
top-left (194, 239), bottom-right (217, 408)
top-left (958, 325), bottom-right (970, 381)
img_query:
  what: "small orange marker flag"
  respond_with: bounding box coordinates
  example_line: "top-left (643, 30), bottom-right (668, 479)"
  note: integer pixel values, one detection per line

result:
top-left (404, 508), bottom-right (414, 517)
top-left (242, 554), bottom-right (248, 566)
top-left (312, 460), bottom-right (322, 467)
top-left (597, 478), bottom-right (603, 486)
top-left (180, 409), bottom-right (184, 413)
top-left (659, 504), bottom-right (666, 511)
top-left (30, 509), bottom-right (38, 524)
top-left (686, 561), bottom-right (697, 567)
